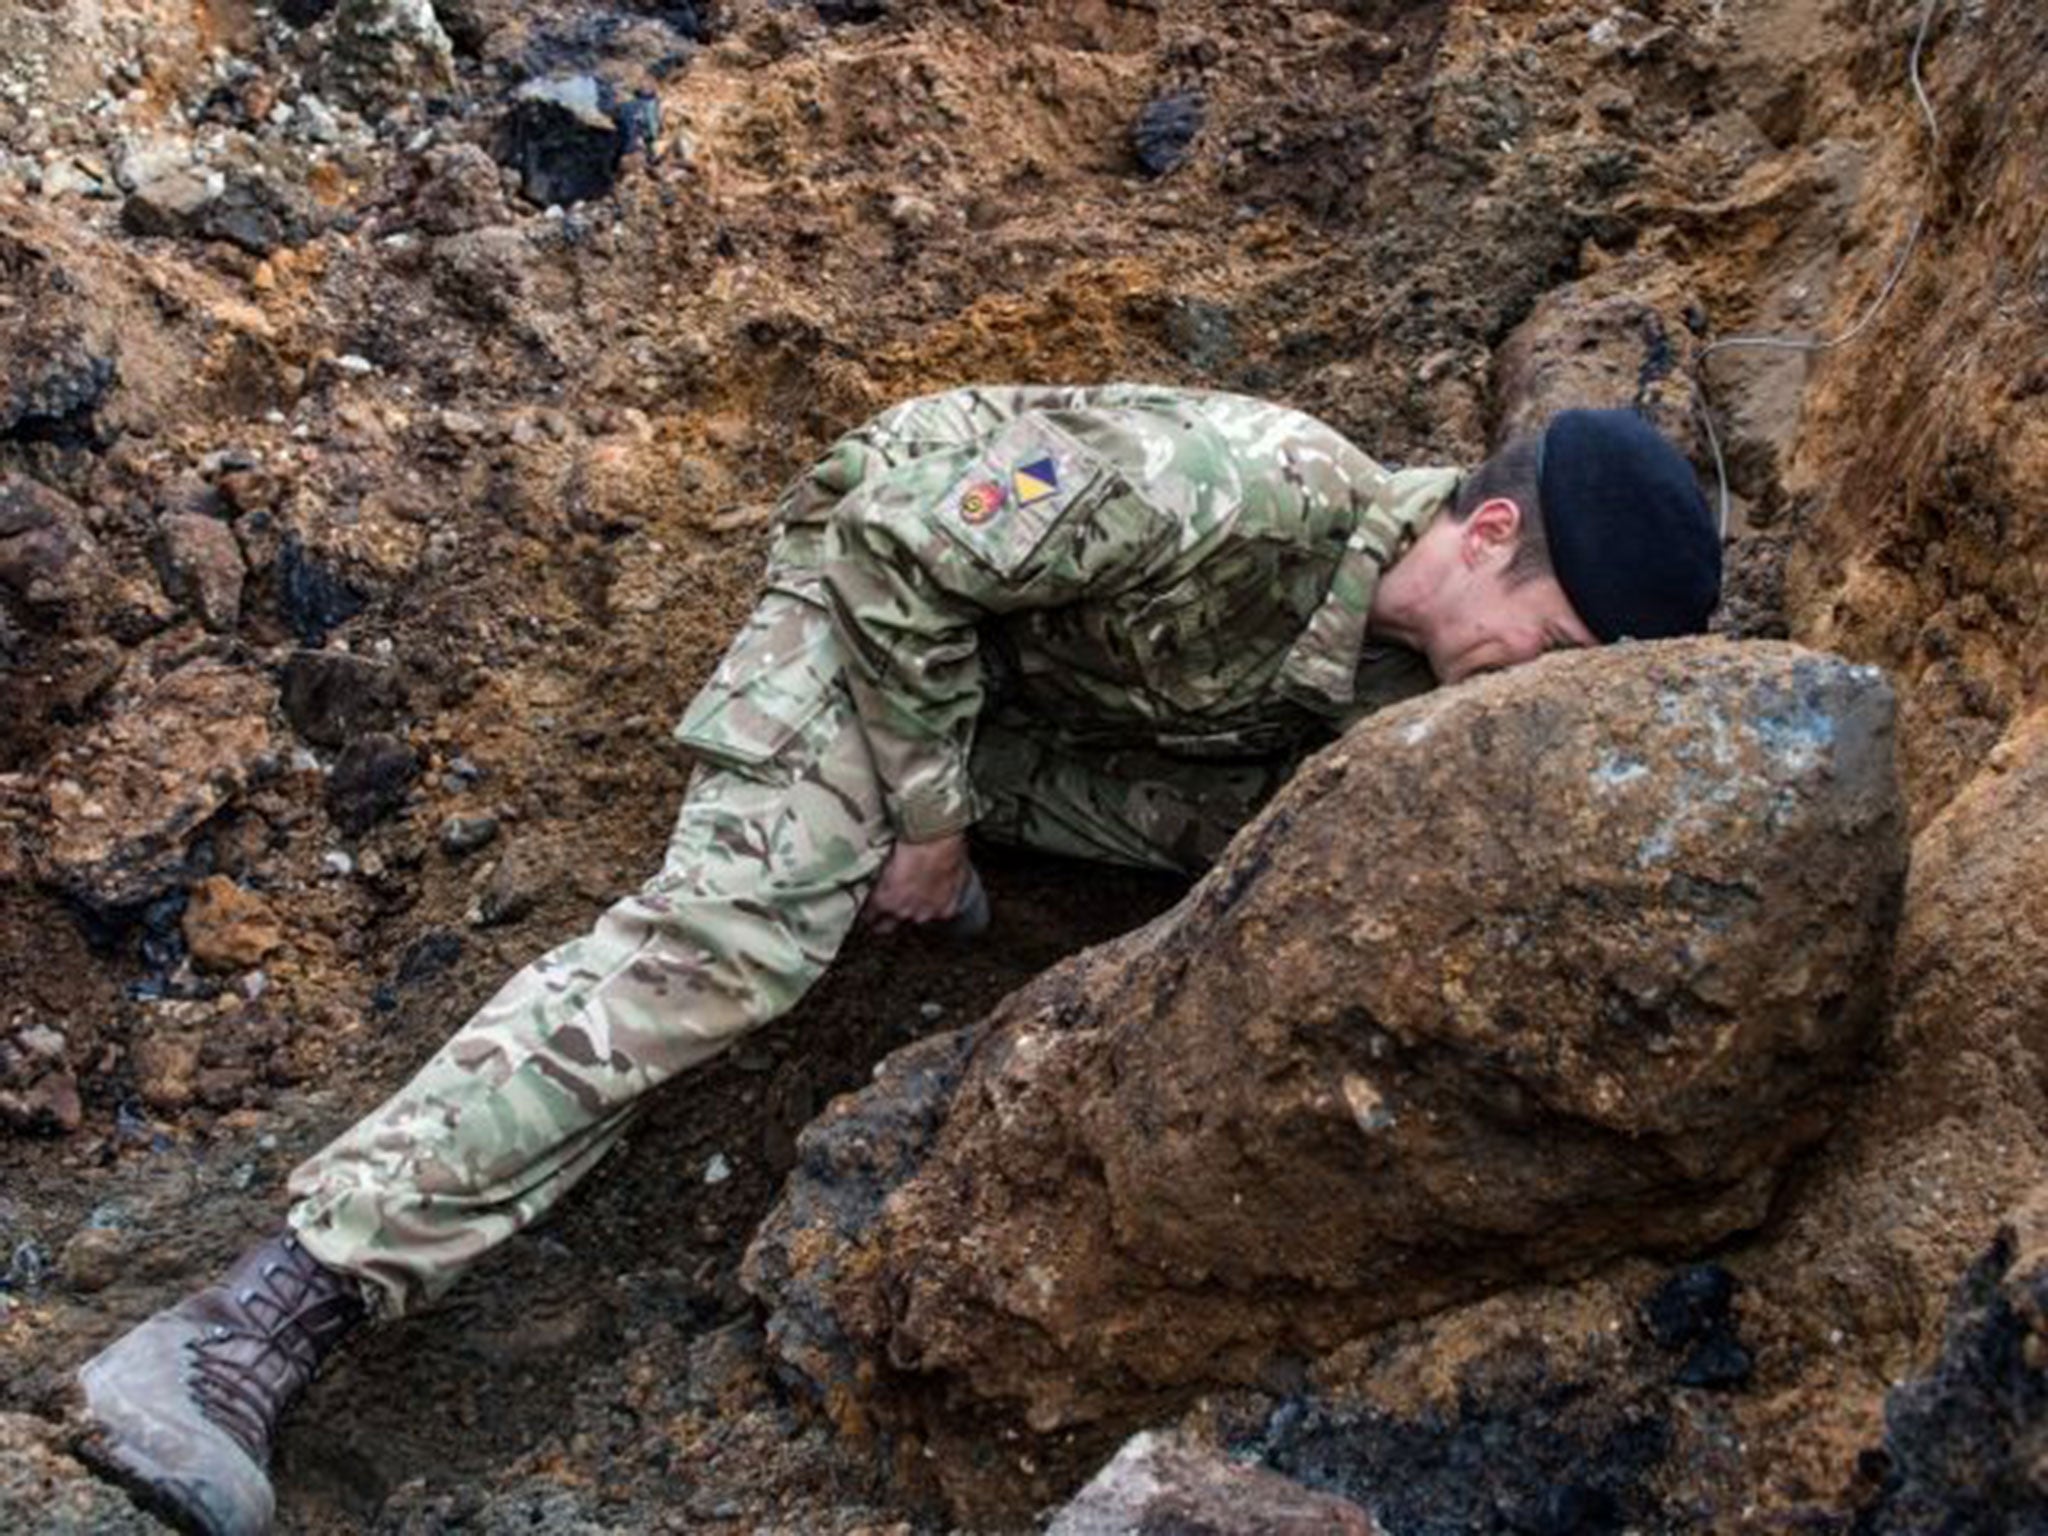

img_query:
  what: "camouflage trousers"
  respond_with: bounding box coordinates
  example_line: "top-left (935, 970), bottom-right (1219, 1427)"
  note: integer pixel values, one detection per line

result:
top-left (287, 590), bottom-right (1286, 1314)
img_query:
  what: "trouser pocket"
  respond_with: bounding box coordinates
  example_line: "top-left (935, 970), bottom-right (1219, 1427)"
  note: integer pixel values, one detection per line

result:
top-left (672, 593), bottom-right (845, 773)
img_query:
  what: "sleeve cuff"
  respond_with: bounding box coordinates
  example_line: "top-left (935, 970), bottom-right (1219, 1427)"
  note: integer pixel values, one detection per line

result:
top-left (893, 776), bottom-right (981, 843)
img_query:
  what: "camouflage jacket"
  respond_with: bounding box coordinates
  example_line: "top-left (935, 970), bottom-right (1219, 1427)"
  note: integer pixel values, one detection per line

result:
top-left (733, 384), bottom-right (1459, 842)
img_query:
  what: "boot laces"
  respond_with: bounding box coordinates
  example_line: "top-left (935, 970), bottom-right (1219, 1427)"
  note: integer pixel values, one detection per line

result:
top-left (184, 1236), bottom-right (364, 1465)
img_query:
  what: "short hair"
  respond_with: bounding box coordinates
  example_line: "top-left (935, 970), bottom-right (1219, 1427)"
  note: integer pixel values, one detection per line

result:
top-left (1451, 433), bottom-right (1551, 583)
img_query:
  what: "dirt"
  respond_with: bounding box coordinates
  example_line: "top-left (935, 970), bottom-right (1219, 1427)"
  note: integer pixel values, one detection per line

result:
top-left (1, 0), bottom-right (2043, 1532)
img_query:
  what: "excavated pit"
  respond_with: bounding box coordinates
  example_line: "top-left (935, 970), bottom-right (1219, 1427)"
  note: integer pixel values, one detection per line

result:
top-left (3, 0), bottom-right (2046, 1530)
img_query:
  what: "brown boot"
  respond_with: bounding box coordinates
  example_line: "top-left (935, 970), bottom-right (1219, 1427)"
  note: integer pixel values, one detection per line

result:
top-left (77, 1230), bottom-right (367, 1536)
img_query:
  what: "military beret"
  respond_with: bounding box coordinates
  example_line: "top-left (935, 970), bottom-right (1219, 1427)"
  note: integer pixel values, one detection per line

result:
top-left (1538, 409), bottom-right (1721, 643)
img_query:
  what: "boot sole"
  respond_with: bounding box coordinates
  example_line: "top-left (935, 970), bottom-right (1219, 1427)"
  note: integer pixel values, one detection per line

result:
top-left (74, 1428), bottom-right (224, 1536)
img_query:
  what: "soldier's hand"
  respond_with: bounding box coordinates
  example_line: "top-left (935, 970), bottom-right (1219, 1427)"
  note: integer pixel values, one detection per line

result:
top-left (863, 833), bottom-right (973, 934)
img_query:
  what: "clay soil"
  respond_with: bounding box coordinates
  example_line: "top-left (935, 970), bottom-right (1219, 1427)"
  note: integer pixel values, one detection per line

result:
top-left (3, 0), bottom-right (2044, 1531)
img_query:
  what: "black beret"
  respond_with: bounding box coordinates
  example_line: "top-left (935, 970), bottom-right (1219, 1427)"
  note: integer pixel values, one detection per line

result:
top-left (1538, 409), bottom-right (1721, 643)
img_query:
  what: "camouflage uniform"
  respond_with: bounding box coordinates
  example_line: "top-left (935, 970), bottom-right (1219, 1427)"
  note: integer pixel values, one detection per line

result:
top-left (287, 385), bottom-right (1460, 1313)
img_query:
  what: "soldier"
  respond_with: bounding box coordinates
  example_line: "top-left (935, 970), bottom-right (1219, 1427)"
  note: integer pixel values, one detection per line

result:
top-left (75, 384), bottom-right (1719, 1534)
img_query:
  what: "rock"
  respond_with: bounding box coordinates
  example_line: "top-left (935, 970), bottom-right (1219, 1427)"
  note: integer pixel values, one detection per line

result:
top-left (1492, 267), bottom-right (1697, 454)
top-left (473, 844), bottom-right (543, 926)
top-left (409, 141), bottom-right (512, 235)
top-left (391, 927), bottom-right (462, 990)
top-left (279, 0), bottom-right (337, 25)
top-left (1642, 1263), bottom-right (1736, 1350)
top-left (1849, 1190), bottom-right (2048, 1532)
top-left (325, 0), bottom-right (456, 110)
top-left (1643, 1264), bottom-right (1752, 1389)
top-left (112, 134), bottom-right (193, 192)
top-left (326, 732), bottom-right (420, 834)
top-left (495, 76), bottom-right (630, 207)
top-left (294, 93), bottom-right (342, 144)
top-left (0, 1411), bottom-right (170, 1534)
top-left (40, 662), bottom-right (277, 912)
top-left (1048, 1432), bottom-right (1383, 1536)
top-left (1887, 708), bottom-right (2048, 1132)
top-left (440, 813), bottom-right (498, 856)
top-left (0, 476), bottom-right (71, 539)
top-left (0, 478), bottom-right (101, 621)
top-left (181, 875), bottom-right (284, 972)
top-left (120, 169), bottom-right (221, 238)
top-left (431, 0), bottom-right (496, 54)
top-left (124, 168), bottom-right (311, 255)
top-left (275, 531), bottom-right (367, 645)
top-left (1132, 90), bottom-right (1204, 177)
top-left (748, 640), bottom-right (1905, 1442)
top-left (152, 512), bottom-right (246, 631)
top-left (0, 239), bottom-right (117, 447)
top-left (0, 1071), bottom-right (82, 1135)
top-left (2, 346), bottom-right (116, 445)
top-left (279, 649), bottom-right (405, 748)
top-left (38, 157), bottom-right (104, 200)
top-left (198, 173), bottom-right (314, 256)
top-left (130, 1028), bottom-right (202, 1112)
top-left (58, 1225), bottom-right (129, 1293)
top-left (1243, 1275), bottom-right (1686, 1536)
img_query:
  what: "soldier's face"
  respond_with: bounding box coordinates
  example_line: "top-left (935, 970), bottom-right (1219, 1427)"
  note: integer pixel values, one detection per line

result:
top-left (1423, 498), bottom-right (1599, 683)
top-left (1427, 564), bottom-right (1597, 683)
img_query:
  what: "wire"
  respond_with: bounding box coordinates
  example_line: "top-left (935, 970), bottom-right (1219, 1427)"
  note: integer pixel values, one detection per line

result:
top-left (1691, 0), bottom-right (1947, 537)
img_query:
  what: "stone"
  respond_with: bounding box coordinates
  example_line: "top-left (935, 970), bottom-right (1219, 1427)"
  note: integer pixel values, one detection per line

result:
top-left (0, 478), bottom-right (104, 624)
top-left (112, 134), bottom-right (193, 192)
top-left (0, 253), bottom-right (116, 445)
top-left (408, 142), bottom-right (513, 236)
top-left (1643, 1264), bottom-right (1752, 1389)
top-left (0, 1411), bottom-right (169, 1534)
top-left (473, 844), bottom-right (543, 926)
top-left (325, 0), bottom-right (456, 110)
top-left (1048, 1433), bottom-right (1383, 1536)
top-left (119, 168), bottom-right (221, 239)
top-left (440, 813), bottom-right (498, 856)
top-left (496, 75), bottom-right (628, 207)
top-left (196, 172), bottom-right (314, 256)
top-left (181, 875), bottom-right (284, 972)
top-left (1887, 708), bottom-right (2048, 1133)
top-left (391, 927), bottom-right (462, 990)
top-left (38, 156), bottom-right (103, 199)
top-left (295, 93), bottom-right (341, 144)
top-left (275, 531), bottom-right (367, 645)
top-left (326, 732), bottom-right (420, 834)
top-left (0, 476), bottom-right (70, 538)
top-left (40, 662), bottom-right (277, 912)
top-left (130, 1028), bottom-right (202, 1112)
top-left (1132, 90), bottom-right (1204, 177)
top-left (58, 1225), bottom-right (129, 1293)
top-left (0, 1071), bottom-right (82, 1135)
top-left (748, 640), bottom-right (1905, 1442)
top-left (279, 649), bottom-right (405, 748)
top-left (152, 512), bottom-right (246, 631)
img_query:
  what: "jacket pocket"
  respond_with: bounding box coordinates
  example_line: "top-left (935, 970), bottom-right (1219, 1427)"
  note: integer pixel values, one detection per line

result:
top-left (672, 594), bottom-right (841, 770)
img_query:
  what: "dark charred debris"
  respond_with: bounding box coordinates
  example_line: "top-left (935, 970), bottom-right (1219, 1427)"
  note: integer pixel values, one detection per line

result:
top-left (493, 74), bottom-right (661, 209)
top-left (1132, 89), bottom-right (1205, 177)
top-left (1849, 1225), bottom-right (2048, 1535)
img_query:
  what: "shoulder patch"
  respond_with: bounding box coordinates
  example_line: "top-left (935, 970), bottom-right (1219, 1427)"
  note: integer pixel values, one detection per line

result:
top-left (937, 414), bottom-right (1109, 576)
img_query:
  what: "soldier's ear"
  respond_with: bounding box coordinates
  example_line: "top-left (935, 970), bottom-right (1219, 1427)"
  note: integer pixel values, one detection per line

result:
top-left (1461, 497), bottom-right (1523, 568)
